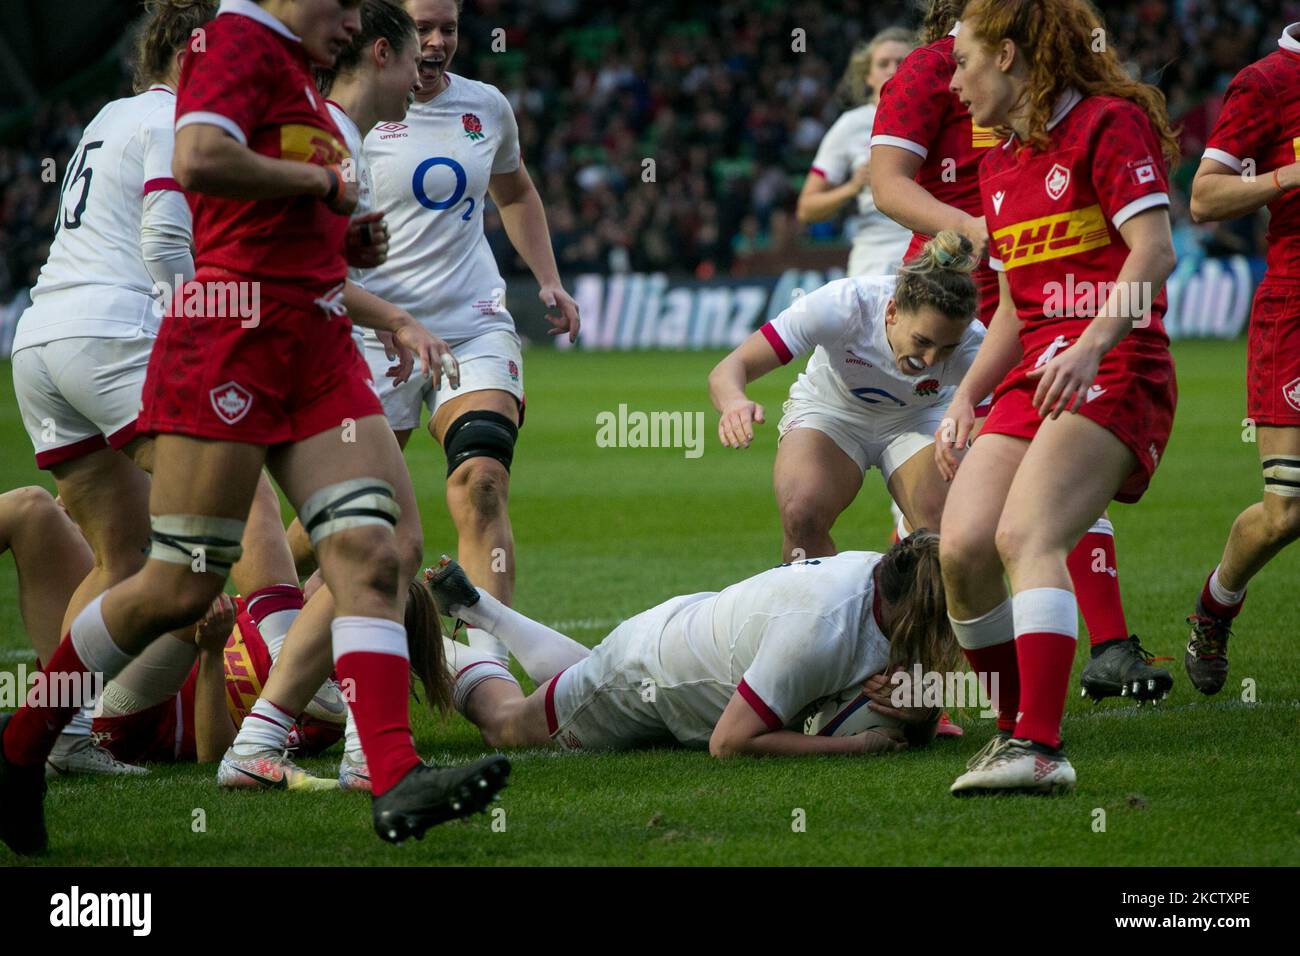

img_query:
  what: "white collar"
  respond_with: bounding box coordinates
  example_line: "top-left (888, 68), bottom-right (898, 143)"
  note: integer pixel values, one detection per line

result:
top-left (1280, 22), bottom-right (1300, 54)
top-left (949, 21), bottom-right (961, 38)
top-left (1047, 87), bottom-right (1083, 130)
top-left (146, 84), bottom-right (175, 95)
top-left (218, 0), bottom-right (301, 43)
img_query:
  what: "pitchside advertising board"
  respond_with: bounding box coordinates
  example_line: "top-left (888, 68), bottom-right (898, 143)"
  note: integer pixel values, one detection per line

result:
top-left (0, 255), bottom-right (1266, 359)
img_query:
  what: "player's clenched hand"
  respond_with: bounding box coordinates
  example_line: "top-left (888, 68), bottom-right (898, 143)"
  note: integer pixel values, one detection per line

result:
top-left (957, 213), bottom-right (989, 262)
top-left (862, 672), bottom-right (937, 725)
top-left (346, 211), bottom-right (389, 268)
top-left (392, 319), bottom-right (459, 390)
top-left (195, 593), bottom-right (236, 652)
top-left (856, 726), bottom-right (908, 755)
top-left (539, 285), bottom-right (580, 343)
top-left (320, 163), bottom-right (358, 215)
top-left (1027, 341), bottom-right (1102, 419)
top-left (718, 399), bottom-right (765, 448)
top-left (935, 396), bottom-right (975, 481)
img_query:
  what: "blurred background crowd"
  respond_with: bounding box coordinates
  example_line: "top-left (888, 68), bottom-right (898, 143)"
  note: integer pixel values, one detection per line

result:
top-left (1, 0), bottom-right (1298, 304)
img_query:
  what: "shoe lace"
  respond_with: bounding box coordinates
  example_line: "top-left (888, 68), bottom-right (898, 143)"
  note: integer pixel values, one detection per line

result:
top-left (1125, 634), bottom-right (1173, 665)
top-left (1186, 614), bottom-right (1231, 657)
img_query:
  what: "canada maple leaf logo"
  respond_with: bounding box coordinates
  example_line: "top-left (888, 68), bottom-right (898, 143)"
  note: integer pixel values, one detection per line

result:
top-left (209, 382), bottom-right (252, 425)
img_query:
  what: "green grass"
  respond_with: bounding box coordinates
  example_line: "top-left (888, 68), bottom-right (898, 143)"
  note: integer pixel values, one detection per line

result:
top-left (2, 341), bottom-right (1298, 866)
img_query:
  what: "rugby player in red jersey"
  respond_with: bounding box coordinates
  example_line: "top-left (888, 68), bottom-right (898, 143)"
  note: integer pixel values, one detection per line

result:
top-left (938, 0), bottom-right (1180, 794)
top-left (870, 0), bottom-right (1169, 706)
top-left (1182, 20), bottom-right (1300, 695)
top-left (0, 0), bottom-right (506, 856)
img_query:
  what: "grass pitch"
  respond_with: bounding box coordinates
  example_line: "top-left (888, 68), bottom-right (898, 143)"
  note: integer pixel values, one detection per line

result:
top-left (1, 340), bottom-right (1297, 866)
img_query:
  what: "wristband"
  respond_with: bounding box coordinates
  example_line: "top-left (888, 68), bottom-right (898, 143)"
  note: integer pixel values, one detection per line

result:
top-left (323, 165), bottom-right (341, 205)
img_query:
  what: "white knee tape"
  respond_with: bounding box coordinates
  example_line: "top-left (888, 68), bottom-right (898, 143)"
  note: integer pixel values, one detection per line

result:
top-left (300, 478), bottom-right (400, 546)
top-left (1263, 456), bottom-right (1300, 498)
top-left (149, 514), bottom-right (246, 577)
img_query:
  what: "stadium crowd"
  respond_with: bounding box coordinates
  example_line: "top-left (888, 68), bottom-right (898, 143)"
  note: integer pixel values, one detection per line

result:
top-left (1, 0), bottom-right (1297, 306)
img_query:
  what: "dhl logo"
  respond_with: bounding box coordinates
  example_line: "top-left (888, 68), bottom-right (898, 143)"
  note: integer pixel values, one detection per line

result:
top-left (280, 124), bottom-right (348, 167)
top-left (1293, 137), bottom-right (1300, 162)
top-left (223, 635), bottom-right (264, 723)
top-left (971, 123), bottom-right (999, 148)
top-left (992, 204), bottom-right (1110, 269)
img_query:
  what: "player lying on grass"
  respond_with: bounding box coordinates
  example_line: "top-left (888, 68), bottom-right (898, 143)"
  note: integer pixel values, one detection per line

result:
top-left (424, 532), bottom-right (959, 756)
top-left (0, 485), bottom-right (456, 773)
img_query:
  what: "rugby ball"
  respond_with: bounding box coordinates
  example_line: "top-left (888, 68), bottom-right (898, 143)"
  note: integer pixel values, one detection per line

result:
top-left (803, 688), bottom-right (939, 747)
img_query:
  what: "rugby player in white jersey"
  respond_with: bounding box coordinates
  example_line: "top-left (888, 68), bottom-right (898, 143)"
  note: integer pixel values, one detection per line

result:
top-left (424, 533), bottom-right (956, 755)
top-left (796, 27), bottom-right (914, 279)
top-left (354, 0), bottom-right (580, 665)
top-left (6, 0), bottom-right (219, 777)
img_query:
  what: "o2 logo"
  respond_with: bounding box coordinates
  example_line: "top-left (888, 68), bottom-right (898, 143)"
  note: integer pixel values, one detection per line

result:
top-left (412, 156), bottom-right (476, 220)
top-left (850, 386), bottom-right (905, 407)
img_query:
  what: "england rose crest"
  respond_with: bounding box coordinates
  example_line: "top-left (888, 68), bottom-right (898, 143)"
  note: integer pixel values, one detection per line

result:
top-left (914, 378), bottom-right (940, 397)
top-left (462, 113), bottom-right (484, 140)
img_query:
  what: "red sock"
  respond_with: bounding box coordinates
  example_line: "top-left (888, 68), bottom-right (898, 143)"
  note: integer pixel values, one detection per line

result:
top-left (961, 642), bottom-right (1020, 733)
top-left (1067, 524), bottom-right (1128, 646)
top-left (1011, 588), bottom-right (1079, 749)
top-left (3, 637), bottom-right (93, 766)
top-left (1199, 569), bottom-right (1246, 619)
top-left (332, 617), bottom-right (419, 797)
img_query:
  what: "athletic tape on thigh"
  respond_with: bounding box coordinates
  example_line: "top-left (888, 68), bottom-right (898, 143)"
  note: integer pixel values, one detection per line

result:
top-left (149, 514), bottom-right (246, 577)
top-left (1262, 456), bottom-right (1300, 498)
top-left (443, 410), bottom-right (518, 477)
top-left (299, 478), bottom-right (400, 546)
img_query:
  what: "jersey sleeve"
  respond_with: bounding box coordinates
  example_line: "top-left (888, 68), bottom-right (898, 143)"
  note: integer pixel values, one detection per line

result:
top-left (141, 105), bottom-right (181, 194)
top-left (174, 28), bottom-right (273, 146)
top-left (759, 279), bottom-right (854, 365)
top-left (1090, 101), bottom-right (1171, 230)
top-left (949, 320), bottom-right (986, 379)
top-left (810, 113), bottom-right (852, 184)
top-left (490, 87), bottom-right (522, 175)
top-left (870, 48), bottom-right (950, 159)
top-left (1203, 65), bottom-right (1280, 173)
top-left (738, 611), bottom-right (856, 729)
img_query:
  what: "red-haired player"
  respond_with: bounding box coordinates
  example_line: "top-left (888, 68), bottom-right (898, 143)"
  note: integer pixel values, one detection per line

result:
top-left (1183, 20), bottom-right (1300, 694)
top-left (0, 0), bottom-right (506, 857)
top-left (869, 0), bottom-right (1169, 705)
top-left (938, 0), bottom-right (1180, 794)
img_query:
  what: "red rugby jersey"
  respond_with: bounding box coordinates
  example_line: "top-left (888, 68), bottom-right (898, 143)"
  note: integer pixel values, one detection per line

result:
top-left (870, 27), bottom-right (1000, 261)
top-left (980, 91), bottom-right (1172, 339)
top-left (1203, 22), bottom-right (1300, 281)
top-left (174, 2), bottom-right (350, 298)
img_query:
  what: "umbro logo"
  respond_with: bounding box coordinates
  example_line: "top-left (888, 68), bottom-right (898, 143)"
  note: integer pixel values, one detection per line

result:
top-left (375, 122), bottom-right (407, 132)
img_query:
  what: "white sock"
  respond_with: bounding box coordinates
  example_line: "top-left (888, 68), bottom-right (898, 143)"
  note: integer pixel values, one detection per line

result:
top-left (70, 593), bottom-right (135, 680)
top-left (456, 590), bottom-right (590, 685)
top-left (949, 599), bottom-right (1014, 649)
top-left (465, 626), bottom-right (510, 666)
top-left (54, 708), bottom-right (95, 747)
top-left (231, 698), bottom-right (295, 755)
top-left (444, 637), bottom-right (520, 714)
top-left (343, 705), bottom-right (364, 761)
top-left (1011, 588), bottom-right (1079, 639)
top-left (891, 499), bottom-right (910, 539)
top-left (1208, 566), bottom-right (1246, 607)
top-left (245, 585), bottom-right (305, 664)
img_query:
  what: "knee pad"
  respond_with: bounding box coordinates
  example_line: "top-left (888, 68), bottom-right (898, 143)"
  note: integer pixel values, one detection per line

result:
top-left (1263, 455), bottom-right (1300, 498)
top-left (299, 477), bottom-right (400, 547)
top-left (443, 410), bottom-right (518, 478)
top-left (149, 514), bottom-right (246, 578)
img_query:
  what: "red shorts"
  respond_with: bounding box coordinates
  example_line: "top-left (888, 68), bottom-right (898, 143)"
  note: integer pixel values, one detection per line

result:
top-left (1246, 278), bottom-right (1300, 427)
top-left (137, 271), bottom-right (382, 445)
top-left (980, 321), bottom-right (1177, 504)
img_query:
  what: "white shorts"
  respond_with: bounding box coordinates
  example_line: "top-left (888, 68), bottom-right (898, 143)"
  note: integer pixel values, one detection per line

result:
top-left (777, 372), bottom-right (944, 481)
top-left (362, 328), bottom-right (524, 433)
top-left (11, 333), bottom-right (152, 469)
top-left (544, 596), bottom-right (704, 752)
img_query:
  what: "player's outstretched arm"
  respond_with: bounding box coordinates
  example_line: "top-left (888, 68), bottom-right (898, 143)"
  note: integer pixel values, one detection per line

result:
top-left (708, 331), bottom-right (783, 449)
top-left (1190, 157), bottom-right (1300, 223)
top-left (173, 124), bottom-right (354, 212)
top-left (192, 595), bottom-right (238, 763)
top-left (796, 164), bottom-right (870, 225)
top-left (709, 692), bottom-right (907, 758)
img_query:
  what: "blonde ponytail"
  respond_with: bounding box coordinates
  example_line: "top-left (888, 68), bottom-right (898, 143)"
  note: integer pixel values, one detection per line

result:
top-left (894, 230), bottom-right (979, 321)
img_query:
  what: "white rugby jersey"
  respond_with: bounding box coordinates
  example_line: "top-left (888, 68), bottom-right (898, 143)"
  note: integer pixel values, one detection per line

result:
top-left (761, 274), bottom-right (984, 412)
top-left (622, 552), bottom-right (891, 747)
top-left (326, 101), bottom-right (373, 286)
top-left (359, 73), bottom-right (520, 346)
top-left (14, 87), bottom-right (185, 351)
top-left (810, 104), bottom-right (911, 267)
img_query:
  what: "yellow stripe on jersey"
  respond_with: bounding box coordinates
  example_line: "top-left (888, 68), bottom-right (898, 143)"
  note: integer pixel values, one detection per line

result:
top-left (971, 124), bottom-right (999, 148)
top-left (279, 124), bottom-right (349, 166)
top-left (222, 631), bottom-right (264, 724)
top-left (1293, 136), bottom-right (1300, 162)
top-left (991, 204), bottom-right (1110, 270)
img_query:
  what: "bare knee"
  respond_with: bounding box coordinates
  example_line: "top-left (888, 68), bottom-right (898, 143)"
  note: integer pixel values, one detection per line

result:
top-left (321, 526), bottom-right (402, 604)
top-left (450, 460), bottom-right (510, 529)
top-left (940, 518), bottom-right (999, 584)
top-left (779, 494), bottom-right (833, 545)
top-left (138, 565), bottom-right (226, 633)
top-left (1263, 497), bottom-right (1300, 545)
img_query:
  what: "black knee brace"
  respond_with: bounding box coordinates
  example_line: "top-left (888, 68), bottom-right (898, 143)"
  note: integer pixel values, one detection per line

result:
top-left (443, 410), bottom-right (519, 477)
